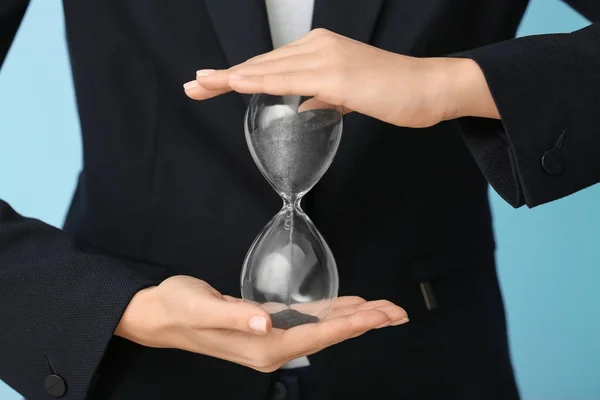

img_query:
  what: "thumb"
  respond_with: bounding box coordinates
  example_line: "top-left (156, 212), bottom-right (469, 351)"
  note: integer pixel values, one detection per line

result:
top-left (298, 97), bottom-right (352, 115)
top-left (201, 297), bottom-right (272, 334)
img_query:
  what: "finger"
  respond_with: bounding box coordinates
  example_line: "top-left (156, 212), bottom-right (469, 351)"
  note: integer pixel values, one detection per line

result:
top-left (298, 98), bottom-right (336, 113)
top-left (279, 309), bottom-right (390, 359)
top-left (332, 296), bottom-right (367, 308)
top-left (240, 41), bottom-right (312, 66)
top-left (191, 69), bottom-right (231, 92)
top-left (228, 54), bottom-right (324, 78)
top-left (193, 53), bottom-right (321, 93)
top-left (190, 32), bottom-right (320, 95)
top-left (222, 295), bottom-right (242, 303)
top-left (327, 300), bottom-right (408, 325)
top-left (227, 28), bottom-right (344, 72)
top-left (183, 80), bottom-right (231, 100)
top-left (298, 98), bottom-right (352, 115)
top-left (236, 28), bottom-right (332, 67)
top-left (328, 300), bottom-right (407, 322)
top-left (287, 295), bottom-right (366, 317)
top-left (192, 50), bottom-right (317, 92)
top-left (188, 29), bottom-right (332, 98)
top-left (197, 297), bottom-right (272, 335)
top-left (227, 71), bottom-right (328, 98)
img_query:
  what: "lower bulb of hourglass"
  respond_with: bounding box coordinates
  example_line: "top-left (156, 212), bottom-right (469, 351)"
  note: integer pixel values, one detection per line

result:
top-left (241, 202), bottom-right (339, 329)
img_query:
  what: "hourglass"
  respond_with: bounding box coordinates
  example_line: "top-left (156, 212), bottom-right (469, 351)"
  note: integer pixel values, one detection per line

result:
top-left (240, 94), bottom-right (343, 329)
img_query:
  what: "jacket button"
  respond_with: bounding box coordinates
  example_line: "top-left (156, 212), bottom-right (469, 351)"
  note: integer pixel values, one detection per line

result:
top-left (45, 374), bottom-right (67, 398)
top-left (272, 381), bottom-right (288, 400)
top-left (541, 149), bottom-right (564, 176)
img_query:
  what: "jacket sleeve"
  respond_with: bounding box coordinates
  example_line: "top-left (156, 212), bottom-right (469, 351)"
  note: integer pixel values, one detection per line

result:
top-left (0, 201), bottom-right (164, 400)
top-left (450, 21), bottom-right (600, 208)
top-left (0, 3), bottom-right (164, 399)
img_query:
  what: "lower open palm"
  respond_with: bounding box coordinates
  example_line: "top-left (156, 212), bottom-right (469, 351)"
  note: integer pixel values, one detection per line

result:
top-left (117, 276), bottom-right (409, 372)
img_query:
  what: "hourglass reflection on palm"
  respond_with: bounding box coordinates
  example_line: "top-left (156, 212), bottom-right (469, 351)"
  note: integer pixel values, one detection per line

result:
top-left (241, 94), bottom-right (343, 329)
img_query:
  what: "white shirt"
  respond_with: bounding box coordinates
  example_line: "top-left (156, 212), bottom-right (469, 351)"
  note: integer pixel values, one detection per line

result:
top-left (265, 0), bottom-right (315, 49)
top-left (264, 0), bottom-right (315, 370)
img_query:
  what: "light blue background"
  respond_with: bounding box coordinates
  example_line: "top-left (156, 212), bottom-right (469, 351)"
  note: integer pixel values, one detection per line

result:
top-left (0, 1), bottom-right (598, 399)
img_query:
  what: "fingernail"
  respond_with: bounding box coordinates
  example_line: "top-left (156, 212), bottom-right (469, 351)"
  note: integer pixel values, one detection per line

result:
top-left (196, 69), bottom-right (216, 76)
top-left (391, 317), bottom-right (409, 326)
top-left (183, 80), bottom-right (198, 90)
top-left (249, 316), bottom-right (267, 333)
top-left (376, 321), bottom-right (391, 329)
top-left (230, 74), bottom-right (245, 81)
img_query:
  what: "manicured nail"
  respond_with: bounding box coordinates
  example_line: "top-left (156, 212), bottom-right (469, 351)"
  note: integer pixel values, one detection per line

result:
top-left (196, 69), bottom-right (216, 76)
top-left (229, 74), bottom-right (245, 81)
top-left (183, 80), bottom-right (198, 90)
top-left (249, 316), bottom-right (267, 333)
top-left (376, 321), bottom-right (391, 329)
top-left (391, 317), bottom-right (409, 326)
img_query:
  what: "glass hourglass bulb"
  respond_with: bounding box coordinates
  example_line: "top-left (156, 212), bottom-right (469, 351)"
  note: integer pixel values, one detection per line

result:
top-left (241, 94), bottom-right (343, 329)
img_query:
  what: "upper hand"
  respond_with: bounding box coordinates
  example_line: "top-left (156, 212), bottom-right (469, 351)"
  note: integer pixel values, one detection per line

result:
top-left (115, 275), bottom-right (408, 372)
top-left (184, 28), bottom-right (498, 128)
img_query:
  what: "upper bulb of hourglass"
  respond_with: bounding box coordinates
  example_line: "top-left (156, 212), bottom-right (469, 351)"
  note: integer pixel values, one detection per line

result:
top-left (241, 94), bottom-right (343, 329)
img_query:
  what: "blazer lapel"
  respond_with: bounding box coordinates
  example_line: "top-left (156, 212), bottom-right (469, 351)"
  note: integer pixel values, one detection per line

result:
top-left (312, 0), bottom-right (385, 44)
top-left (203, 0), bottom-right (273, 68)
top-left (204, 0), bottom-right (386, 68)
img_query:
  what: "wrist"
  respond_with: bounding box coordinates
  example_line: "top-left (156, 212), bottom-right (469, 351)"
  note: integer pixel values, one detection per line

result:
top-left (435, 57), bottom-right (500, 121)
top-left (115, 286), bottom-right (165, 347)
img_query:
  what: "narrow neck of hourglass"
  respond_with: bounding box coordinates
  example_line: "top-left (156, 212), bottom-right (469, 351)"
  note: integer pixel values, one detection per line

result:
top-left (281, 195), bottom-right (303, 211)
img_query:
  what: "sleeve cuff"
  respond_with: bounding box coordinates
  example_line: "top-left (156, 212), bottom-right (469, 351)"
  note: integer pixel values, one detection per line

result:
top-left (0, 202), bottom-right (166, 399)
top-left (454, 117), bottom-right (525, 207)
top-left (449, 24), bottom-right (600, 208)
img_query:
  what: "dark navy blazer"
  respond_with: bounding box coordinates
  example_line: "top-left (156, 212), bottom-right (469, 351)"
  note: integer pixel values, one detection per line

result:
top-left (0, 1), bottom-right (598, 399)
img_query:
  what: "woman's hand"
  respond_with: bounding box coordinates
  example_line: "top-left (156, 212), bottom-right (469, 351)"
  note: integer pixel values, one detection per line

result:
top-left (184, 28), bottom-right (499, 128)
top-left (115, 275), bottom-right (408, 372)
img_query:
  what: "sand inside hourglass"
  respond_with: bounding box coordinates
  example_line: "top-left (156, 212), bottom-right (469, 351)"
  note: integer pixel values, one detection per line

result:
top-left (270, 309), bottom-right (319, 329)
top-left (250, 108), bottom-right (342, 197)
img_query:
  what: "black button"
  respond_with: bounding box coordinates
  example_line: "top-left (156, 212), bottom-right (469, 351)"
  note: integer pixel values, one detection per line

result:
top-left (542, 149), bottom-right (564, 176)
top-left (44, 374), bottom-right (67, 398)
top-left (272, 380), bottom-right (288, 400)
